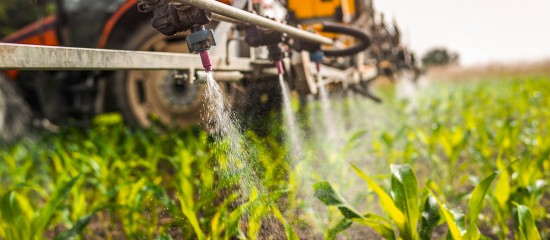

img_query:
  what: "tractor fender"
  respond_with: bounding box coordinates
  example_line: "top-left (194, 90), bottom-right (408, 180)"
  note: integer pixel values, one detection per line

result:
top-left (97, 0), bottom-right (150, 49)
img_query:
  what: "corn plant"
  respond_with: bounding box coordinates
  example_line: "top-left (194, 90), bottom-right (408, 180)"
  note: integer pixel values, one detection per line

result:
top-left (0, 176), bottom-right (81, 239)
top-left (0, 118), bottom-right (297, 239)
top-left (314, 164), bottom-right (504, 240)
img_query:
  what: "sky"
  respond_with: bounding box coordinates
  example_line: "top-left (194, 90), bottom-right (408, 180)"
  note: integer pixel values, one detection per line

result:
top-left (374, 0), bottom-right (550, 66)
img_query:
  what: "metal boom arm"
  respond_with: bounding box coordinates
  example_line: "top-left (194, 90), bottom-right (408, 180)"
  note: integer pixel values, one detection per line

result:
top-left (173, 0), bottom-right (333, 45)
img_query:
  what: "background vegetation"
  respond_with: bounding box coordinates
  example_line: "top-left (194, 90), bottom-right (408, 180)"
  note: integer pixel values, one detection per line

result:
top-left (421, 48), bottom-right (460, 67)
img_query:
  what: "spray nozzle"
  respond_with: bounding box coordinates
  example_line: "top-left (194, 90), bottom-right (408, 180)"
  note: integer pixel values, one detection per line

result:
top-left (187, 25), bottom-right (217, 72)
top-left (275, 60), bottom-right (284, 75)
top-left (310, 50), bottom-right (324, 72)
top-left (199, 51), bottom-right (213, 72)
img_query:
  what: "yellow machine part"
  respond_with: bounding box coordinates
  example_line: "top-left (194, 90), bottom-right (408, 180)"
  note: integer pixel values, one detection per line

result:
top-left (288, 0), bottom-right (356, 22)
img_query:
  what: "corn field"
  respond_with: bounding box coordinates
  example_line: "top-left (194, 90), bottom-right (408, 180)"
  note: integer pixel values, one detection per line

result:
top-left (1, 76), bottom-right (549, 239)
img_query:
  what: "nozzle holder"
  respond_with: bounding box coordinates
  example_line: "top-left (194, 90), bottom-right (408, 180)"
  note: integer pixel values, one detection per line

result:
top-left (267, 44), bottom-right (285, 61)
top-left (186, 29), bottom-right (217, 53)
top-left (242, 25), bottom-right (284, 47)
top-left (138, 0), bottom-right (212, 36)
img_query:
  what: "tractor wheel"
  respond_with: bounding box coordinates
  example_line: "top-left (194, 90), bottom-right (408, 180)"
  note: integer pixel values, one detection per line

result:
top-left (112, 25), bottom-right (204, 128)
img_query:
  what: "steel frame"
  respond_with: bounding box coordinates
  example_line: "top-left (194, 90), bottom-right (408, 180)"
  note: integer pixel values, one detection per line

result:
top-left (0, 43), bottom-right (253, 72)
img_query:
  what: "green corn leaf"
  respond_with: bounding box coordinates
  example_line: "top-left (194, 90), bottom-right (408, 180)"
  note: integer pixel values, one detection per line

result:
top-left (419, 195), bottom-right (441, 240)
top-left (326, 218), bottom-right (353, 240)
top-left (464, 172), bottom-right (498, 239)
top-left (314, 181), bottom-right (395, 239)
top-left (211, 193), bottom-right (239, 238)
top-left (54, 213), bottom-right (94, 240)
top-left (272, 206), bottom-right (299, 240)
top-left (450, 208), bottom-right (466, 236)
top-left (314, 181), bottom-right (345, 206)
top-left (494, 161), bottom-right (510, 207)
top-left (341, 130), bottom-right (368, 155)
top-left (352, 165), bottom-right (405, 227)
top-left (156, 233), bottom-right (173, 240)
top-left (247, 201), bottom-right (266, 239)
top-left (32, 175), bottom-right (80, 238)
top-left (428, 189), bottom-right (462, 240)
top-left (353, 213), bottom-right (396, 240)
top-left (390, 164), bottom-right (419, 240)
top-left (516, 205), bottom-right (541, 240)
top-left (177, 190), bottom-right (206, 240)
top-left (226, 189), bottom-right (261, 238)
top-left (313, 181), bottom-right (362, 219)
top-left (0, 191), bottom-right (22, 225)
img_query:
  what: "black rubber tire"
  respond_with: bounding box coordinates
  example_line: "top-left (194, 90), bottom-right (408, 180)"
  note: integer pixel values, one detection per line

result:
top-left (111, 24), bottom-right (204, 128)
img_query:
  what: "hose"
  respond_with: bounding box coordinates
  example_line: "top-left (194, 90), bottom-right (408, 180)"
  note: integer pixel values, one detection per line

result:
top-left (318, 22), bottom-right (371, 57)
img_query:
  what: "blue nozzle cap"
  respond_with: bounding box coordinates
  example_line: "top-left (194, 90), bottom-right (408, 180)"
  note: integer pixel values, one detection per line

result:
top-left (310, 50), bottom-right (324, 63)
top-left (186, 29), bottom-right (216, 53)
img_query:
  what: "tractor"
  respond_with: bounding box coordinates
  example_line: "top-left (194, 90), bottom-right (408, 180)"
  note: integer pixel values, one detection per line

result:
top-left (0, 0), bottom-right (415, 140)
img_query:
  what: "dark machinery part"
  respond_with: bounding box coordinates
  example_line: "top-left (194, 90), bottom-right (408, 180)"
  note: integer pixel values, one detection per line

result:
top-left (292, 22), bottom-right (370, 59)
top-left (317, 22), bottom-right (370, 57)
top-left (242, 26), bottom-right (284, 47)
top-left (137, 0), bottom-right (212, 36)
top-left (292, 36), bottom-right (321, 53)
top-left (351, 81), bottom-right (382, 103)
top-left (241, 25), bottom-right (286, 61)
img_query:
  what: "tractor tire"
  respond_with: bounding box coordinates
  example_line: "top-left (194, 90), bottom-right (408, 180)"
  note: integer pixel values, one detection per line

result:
top-left (112, 24), bottom-right (204, 128)
top-left (0, 73), bottom-right (32, 143)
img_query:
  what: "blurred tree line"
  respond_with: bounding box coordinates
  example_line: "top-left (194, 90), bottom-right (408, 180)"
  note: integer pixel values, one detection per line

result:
top-left (0, 0), bottom-right (54, 39)
top-left (422, 47), bottom-right (460, 67)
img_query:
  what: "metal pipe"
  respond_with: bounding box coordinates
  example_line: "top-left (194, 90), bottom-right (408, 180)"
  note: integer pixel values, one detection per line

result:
top-left (173, 0), bottom-right (333, 45)
top-left (211, 13), bottom-right (248, 25)
top-left (195, 70), bottom-right (244, 83)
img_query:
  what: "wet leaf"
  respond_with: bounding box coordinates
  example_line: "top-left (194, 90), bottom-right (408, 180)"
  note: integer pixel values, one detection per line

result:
top-left (419, 195), bottom-right (440, 240)
top-left (353, 213), bottom-right (396, 240)
top-left (313, 181), bottom-right (362, 218)
top-left (390, 164), bottom-right (419, 240)
top-left (326, 218), bottom-right (353, 240)
top-left (428, 189), bottom-right (462, 240)
top-left (352, 165), bottom-right (405, 227)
